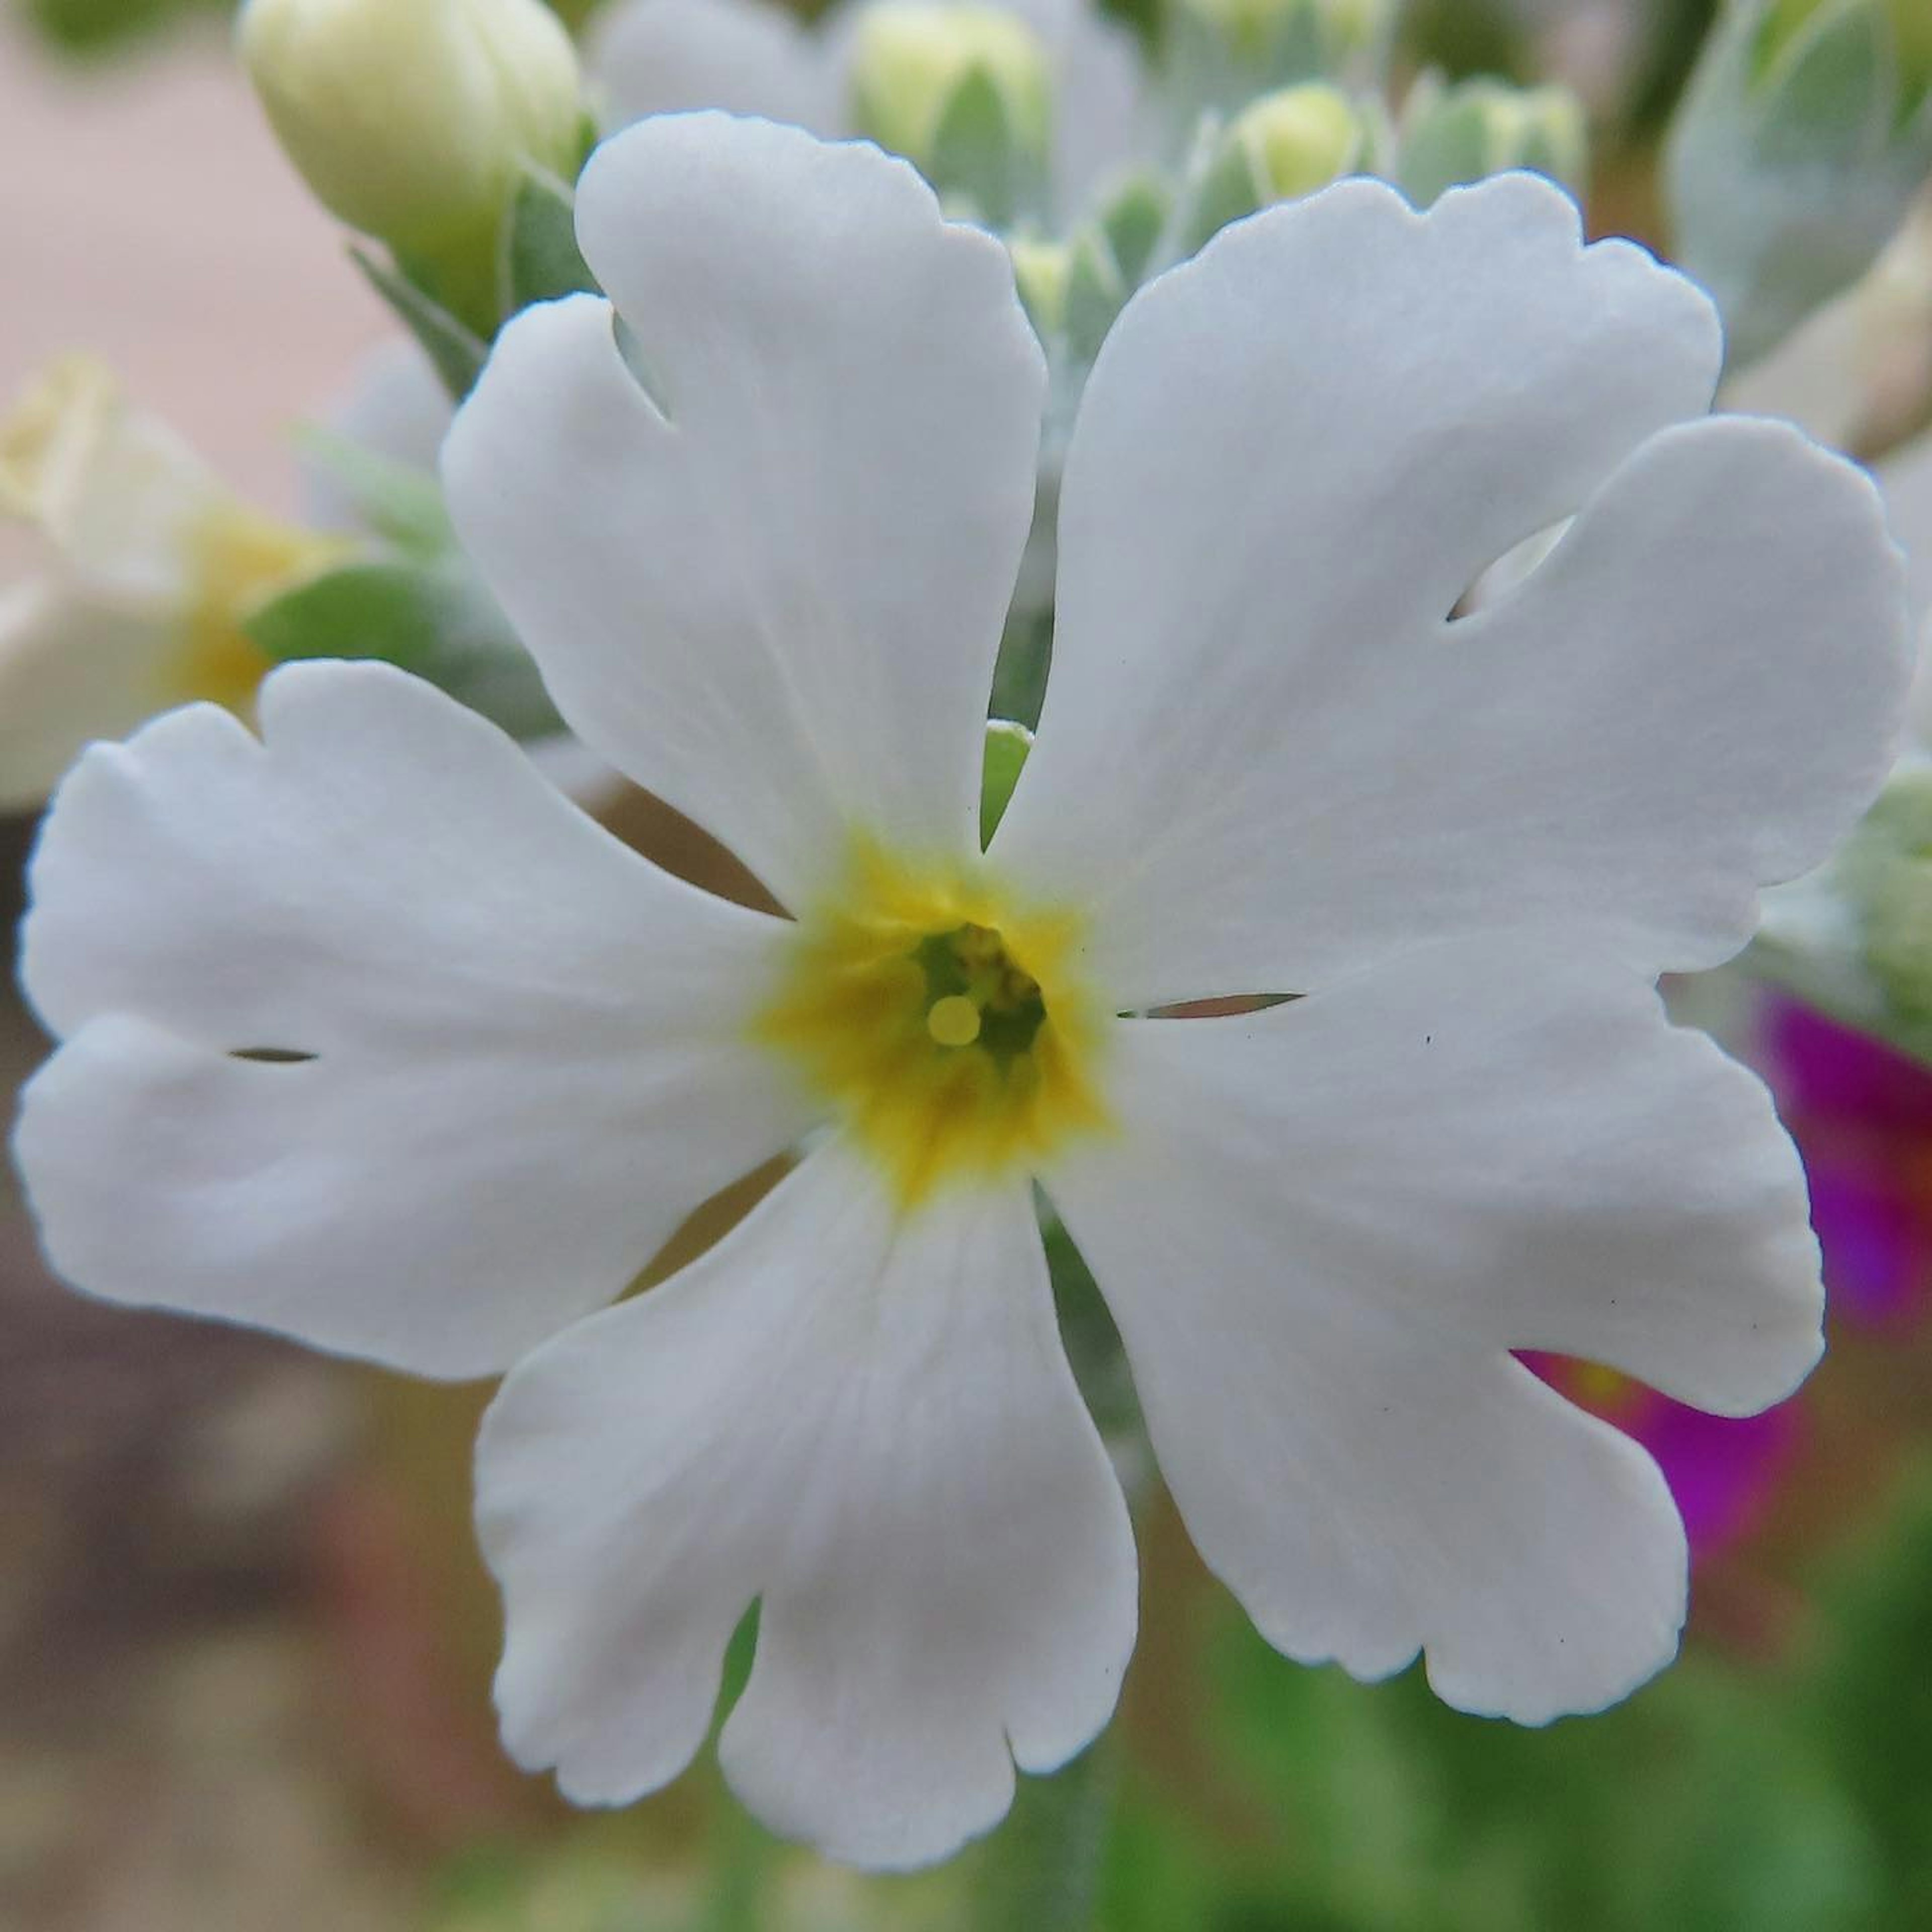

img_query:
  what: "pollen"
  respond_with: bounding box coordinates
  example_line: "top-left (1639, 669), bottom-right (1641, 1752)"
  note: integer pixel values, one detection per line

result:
top-left (753, 838), bottom-right (1111, 1209)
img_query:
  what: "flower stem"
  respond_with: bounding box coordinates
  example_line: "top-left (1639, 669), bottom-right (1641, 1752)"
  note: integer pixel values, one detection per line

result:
top-left (699, 1774), bottom-right (773, 1932)
top-left (974, 1732), bottom-right (1118, 1932)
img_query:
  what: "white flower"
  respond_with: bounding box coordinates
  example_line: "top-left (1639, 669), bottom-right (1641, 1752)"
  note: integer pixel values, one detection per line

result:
top-left (14, 116), bottom-right (1908, 1868)
top-left (588, 0), bottom-right (1143, 218)
top-left (0, 357), bottom-right (343, 812)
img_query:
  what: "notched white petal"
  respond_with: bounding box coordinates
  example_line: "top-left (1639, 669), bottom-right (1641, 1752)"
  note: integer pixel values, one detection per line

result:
top-left (997, 170), bottom-right (1904, 1003)
top-left (476, 1145), bottom-right (1136, 1869)
top-left (16, 661), bottom-right (809, 1378)
top-left (1043, 935), bottom-right (1816, 1721)
top-left (444, 113), bottom-right (1046, 912)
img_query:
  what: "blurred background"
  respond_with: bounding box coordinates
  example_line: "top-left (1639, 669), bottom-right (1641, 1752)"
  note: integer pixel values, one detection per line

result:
top-left (6, 0), bottom-right (1932, 1926)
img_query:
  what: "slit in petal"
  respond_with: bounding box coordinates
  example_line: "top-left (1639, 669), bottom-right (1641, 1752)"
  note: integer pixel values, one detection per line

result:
top-left (1446, 516), bottom-right (1572, 622)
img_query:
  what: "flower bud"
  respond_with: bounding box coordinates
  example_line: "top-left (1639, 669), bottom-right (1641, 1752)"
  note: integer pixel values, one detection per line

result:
top-left (1231, 80), bottom-right (1371, 203)
top-left (1177, 82), bottom-right (1370, 255)
top-left (1396, 77), bottom-right (1587, 209)
top-left (1170, 0), bottom-right (1393, 84)
top-left (849, 4), bottom-right (1053, 173)
top-left (1008, 238), bottom-right (1071, 336)
top-left (237, 0), bottom-right (584, 263)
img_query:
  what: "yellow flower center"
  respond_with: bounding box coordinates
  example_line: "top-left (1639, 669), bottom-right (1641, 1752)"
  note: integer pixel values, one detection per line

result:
top-left (754, 839), bottom-right (1110, 1210)
top-left (174, 503), bottom-right (346, 716)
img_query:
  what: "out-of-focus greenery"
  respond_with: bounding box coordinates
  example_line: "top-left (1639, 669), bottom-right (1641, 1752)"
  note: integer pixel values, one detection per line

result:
top-left (18, 0), bottom-right (225, 55)
top-left (1105, 1465), bottom-right (1932, 1932)
top-left (408, 1460), bottom-right (1932, 1930)
top-left (13, 0), bottom-right (606, 55)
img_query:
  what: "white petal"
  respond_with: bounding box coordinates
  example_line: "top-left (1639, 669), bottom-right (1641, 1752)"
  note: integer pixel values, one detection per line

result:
top-left (590, 0), bottom-right (838, 130)
top-left (995, 173), bottom-right (1908, 1001)
top-left (17, 660), bottom-right (807, 1378)
top-left (0, 581), bottom-right (182, 812)
top-left (1043, 936), bottom-right (1820, 1719)
top-left (444, 116), bottom-right (1044, 909)
top-left (477, 1143), bottom-right (1136, 1869)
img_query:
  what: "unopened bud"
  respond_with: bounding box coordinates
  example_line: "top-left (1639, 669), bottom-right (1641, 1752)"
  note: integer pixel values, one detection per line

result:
top-left (849, 4), bottom-right (1052, 172)
top-left (1178, 82), bottom-right (1370, 254)
top-left (237, 0), bottom-right (584, 263)
top-left (1008, 238), bottom-right (1071, 336)
top-left (1397, 78), bottom-right (1587, 208)
top-left (1232, 81), bottom-right (1371, 203)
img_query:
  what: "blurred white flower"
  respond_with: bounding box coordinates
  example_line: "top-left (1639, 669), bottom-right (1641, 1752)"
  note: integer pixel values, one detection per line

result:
top-left (14, 118), bottom-right (1908, 1867)
top-left (589, 0), bottom-right (1144, 218)
top-left (0, 357), bottom-right (342, 813)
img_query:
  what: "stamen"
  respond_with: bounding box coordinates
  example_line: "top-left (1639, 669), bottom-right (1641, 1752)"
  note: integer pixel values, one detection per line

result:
top-left (926, 993), bottom-right (984, 1048)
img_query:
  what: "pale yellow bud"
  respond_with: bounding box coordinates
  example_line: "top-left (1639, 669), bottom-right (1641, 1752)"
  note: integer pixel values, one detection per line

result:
top-left (1008, 237), bottom-right (1071, 333)
top-left (1174, 0), bottom-right (1391, 70)
top-left (1231, 83), bottom-right (1369, 203)
top-left (849, 4), bottom-right (1053, 170)
top-left (237, 0), bottom-right (584, 260)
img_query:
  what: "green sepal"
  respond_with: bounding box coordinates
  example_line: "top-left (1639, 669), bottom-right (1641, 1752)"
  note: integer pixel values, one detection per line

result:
top-left (980, 719), bottom-right (1034, 847)
top-left (1395, 74), bottom-right (1589, 207)
top-left (351, 247), bottom-right (491, 403)
top-left (291, 426), bottom-right (454, 560)
top-left (990, 604), bottom-right (1054, 732)
top-left (1172, 123), bottom-right (1270, 258)
top-left (246, 560), bottom-right (563, 743)
top-left (499, 165), bottom-right (600, 317)
top-left (1063, 231), bottom-right (1130, 368)
top-left (1098, 174), bottom-right (1171, 290)
top-left (929, 64), bottom-right (1048, 230)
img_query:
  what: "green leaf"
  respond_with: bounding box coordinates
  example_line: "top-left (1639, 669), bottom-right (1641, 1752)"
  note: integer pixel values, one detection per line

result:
top-left (499, 166), bottom-right (600, 316)
top-left (291, 425), bottom-right (453, 559)
top-left (246, 560), bottom-right (562, 743)
top-left (352, 247), bottom-right (490, 403)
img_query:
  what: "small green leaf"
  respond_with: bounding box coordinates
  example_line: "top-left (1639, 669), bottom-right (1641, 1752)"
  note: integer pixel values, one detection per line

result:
top-left (291, 425), bottom-right (453, 559)
top-left (246, 560), bottom-right (562, 743)
top-left (980, 718), bottom-right (1033, 847)
top-left (352, 247), bottom-right (490, 403)
top-left (500, 166), bottom-right (600, 315)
